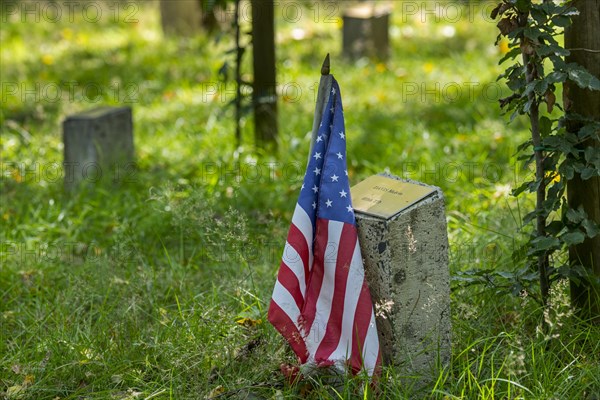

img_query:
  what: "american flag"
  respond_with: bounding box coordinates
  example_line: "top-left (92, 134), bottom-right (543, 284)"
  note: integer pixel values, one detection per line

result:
top-left (268, 77), bottom-right (381, 376)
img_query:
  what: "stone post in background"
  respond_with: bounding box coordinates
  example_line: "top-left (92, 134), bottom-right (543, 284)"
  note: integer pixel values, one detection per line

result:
top-left (159, 0), bottom-right (202, 36)
top-left (63, 106), bottom-right (134, 190)
top-left (342, 2), bottom-right (391, 61)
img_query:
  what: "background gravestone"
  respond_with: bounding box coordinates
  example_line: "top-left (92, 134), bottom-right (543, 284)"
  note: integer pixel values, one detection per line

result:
top-left (352, 174), bottom-right (451, 381)
top-left (343, 2), bottom-right (391, 61)
top-left (63, 106), bottom-right (134, 190)
top-left (159, 0), bottom-right (202, 36)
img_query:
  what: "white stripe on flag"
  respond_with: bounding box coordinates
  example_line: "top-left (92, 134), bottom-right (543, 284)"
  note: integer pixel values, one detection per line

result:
top-left (292, 203), bottom-right (314, 247)
top-left (272, 280), bottom-right (302, 330)
top-left (329, 241), bottom-right (364, 362)
top-left (308, 220), bottom-right (343, 355)
top-left (281, 242), bottom-right (307, 296)
top-left (362, 310), bottom-right (380, 375)
top-left (292, 203), bottom-right (314, 273)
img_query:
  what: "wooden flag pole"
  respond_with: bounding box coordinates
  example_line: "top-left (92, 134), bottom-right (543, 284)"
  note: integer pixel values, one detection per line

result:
top-left (308, 54), bottom-right (333, 162)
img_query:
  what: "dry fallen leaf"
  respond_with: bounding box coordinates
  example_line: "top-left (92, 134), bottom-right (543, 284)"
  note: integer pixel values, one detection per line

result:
top-left (6, 385), bottom-right (24, 399)
top-left (205, 385), bottom-right (225, 399)
top-left (545, 90), bottom-right (556, 113)
top-left (235, 317), bottom-right (262, 328)
top-left (23, 375), bottom-right (34, 386)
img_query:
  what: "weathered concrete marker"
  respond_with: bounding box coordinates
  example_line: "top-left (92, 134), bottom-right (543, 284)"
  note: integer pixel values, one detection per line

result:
top-left (159, 0), bottom-right (202, 36)
top-left (342, 2), bottom-right (391, 61)
top-left (352, 174), bottom-right (451, 378)
top-left (63, 106), bottom-right (134, 190)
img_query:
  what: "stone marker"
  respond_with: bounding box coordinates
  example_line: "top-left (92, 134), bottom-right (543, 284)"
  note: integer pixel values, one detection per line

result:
top-left (159, 0), bottom-right (202, 36)
top-left (63, 106), bottom-right (134, 190)
top-left (351, 174), bottom-right (451, 380)
top-left (342, 2), bottom-right (391, 61)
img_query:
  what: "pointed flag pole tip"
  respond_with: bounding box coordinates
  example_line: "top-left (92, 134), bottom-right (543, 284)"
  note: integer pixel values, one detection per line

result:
top-left (321, 54), bottom-right (330, 75)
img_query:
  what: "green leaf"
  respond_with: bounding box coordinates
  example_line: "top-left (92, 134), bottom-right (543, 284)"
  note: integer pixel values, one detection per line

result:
top-left (511, 181), bottom-right (531, 197)
top-left (531, 236), bottom-right (560, 251)
top-left (550, 55), bottom-right (567, 70)
top-left (524, 209), bottom-right (537, 225)
top-left (546, 220), bottom-right (565, 235)
top-left (565, 207), bottom-right (585, 224)
top-left (539, 116), bottom-right (552, 137)
top-left (584, 147), bottom-right (600, 163)
top-left (523, 27), bottom-right (542, 41)
top-left (578, 123), bottom-right (600, 140)
top-left (497, 270), bottom-right (516, 279)
top-left (543, 135), bottom-right (577, 156)
top-left (540, 2), bottom-right (561, 15)
top-left (551, 15), bottom-right (572, 28)
top-left (568, 67), bottom-right (600, 91)
top-left (545, 71), bottom-right (567, 84)
top-left (582, 219), bottom-right (600, 238)
top-left (530, 8), bottom-right (547, 24)
top-left (581, 167), bottom-right (599, 180)
top-left (537, 44), bottom-right (570, 57)
top-left (560, 164), bottom-right (575, 180)
top-left (499, 48), bottom-right (522, 65)
top-left (561, 231), bottom-right (586, 245)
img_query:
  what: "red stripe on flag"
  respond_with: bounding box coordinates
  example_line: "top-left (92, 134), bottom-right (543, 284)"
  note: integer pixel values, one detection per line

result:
top-left (277, 261), bottom-right (304, 310)
top-left (314, 223), bottom-right (357, 362)
top-left (268, 300), bottom-right (309, 363)
top-left (350, 281), bottom-right (375, 373)
top-left (300, 218), bottom-right (329, 334)
top-left (287, 224), bottom-right (310, 286)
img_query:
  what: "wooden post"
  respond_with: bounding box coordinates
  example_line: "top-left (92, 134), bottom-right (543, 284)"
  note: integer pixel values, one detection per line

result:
top-left (352, 174), bottom-right (452, 379)
top-left (308, 54), bottom-right (333, 163)
top-left (251, 0), bottom-right (278, 148)
top-left (565, 0), bottom-right (600, 323)
top-left (63, 107), bottom-right (134, 190)
top-left (342, 2), bottom-right (391, 61)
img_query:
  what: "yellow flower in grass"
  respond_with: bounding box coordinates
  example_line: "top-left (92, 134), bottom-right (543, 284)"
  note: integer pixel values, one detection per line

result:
top-left (61, 28), bottom-right (73, 41)
top-left (42, 54), bottom-right (54, 65)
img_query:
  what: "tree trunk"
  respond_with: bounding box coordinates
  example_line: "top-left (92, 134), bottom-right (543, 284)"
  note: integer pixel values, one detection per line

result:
top-left (564, 0), bottom-right (600, 324)
top-left (251, 0), bottom-right (278, 148)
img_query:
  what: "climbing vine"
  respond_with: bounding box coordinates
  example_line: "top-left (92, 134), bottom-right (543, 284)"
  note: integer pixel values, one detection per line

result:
top-left (492, 0), bottom-right (600, 307)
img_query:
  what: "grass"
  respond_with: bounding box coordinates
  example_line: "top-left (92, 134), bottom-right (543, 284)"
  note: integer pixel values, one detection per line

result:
top-left (1, 1), bottom-right (599, 399)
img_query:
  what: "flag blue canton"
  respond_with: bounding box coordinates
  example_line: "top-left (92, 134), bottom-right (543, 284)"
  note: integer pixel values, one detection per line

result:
top-left (297, 78), bottom-right (355, 227)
